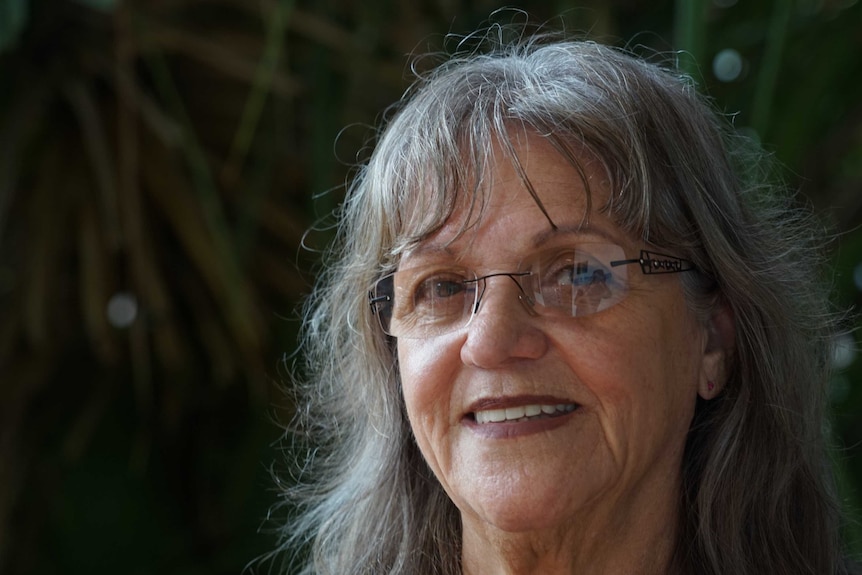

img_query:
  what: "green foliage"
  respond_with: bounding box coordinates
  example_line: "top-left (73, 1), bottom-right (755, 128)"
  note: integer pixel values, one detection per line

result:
top-left (1, 0), bottom-right (861, 573)
top-left (0, 0), bottom-right (28, 54)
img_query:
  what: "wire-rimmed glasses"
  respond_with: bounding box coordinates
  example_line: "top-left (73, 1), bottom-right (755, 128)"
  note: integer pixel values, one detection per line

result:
top-left (368, 242), bottom-right (695, 338)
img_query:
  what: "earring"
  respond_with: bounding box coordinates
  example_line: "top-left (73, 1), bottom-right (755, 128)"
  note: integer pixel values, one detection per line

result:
top-left (707, 381), bottom-right (715, 392)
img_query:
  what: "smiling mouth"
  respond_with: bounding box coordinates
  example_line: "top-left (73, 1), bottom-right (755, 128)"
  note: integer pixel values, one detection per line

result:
top-left (472, 403), bottom-right (578, 425)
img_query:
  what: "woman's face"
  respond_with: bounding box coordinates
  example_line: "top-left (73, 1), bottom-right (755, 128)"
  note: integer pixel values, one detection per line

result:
top-left (396, 134), bottom-right (713, 541)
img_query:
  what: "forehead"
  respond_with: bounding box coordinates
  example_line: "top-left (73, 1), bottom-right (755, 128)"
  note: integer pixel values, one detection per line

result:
top-left (403, 133), bottom-right (625, 260)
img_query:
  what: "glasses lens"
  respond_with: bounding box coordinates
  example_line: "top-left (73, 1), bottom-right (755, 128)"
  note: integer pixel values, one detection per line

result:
top-left (530, 243), bottom-right (628, 317)
top-left (372, 266), bottom-right (478, 337)
top-left (370, 243), bottom-right (632, 337)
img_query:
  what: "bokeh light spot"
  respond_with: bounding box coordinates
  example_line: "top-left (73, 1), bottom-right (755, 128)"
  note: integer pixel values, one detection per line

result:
top-left (713, 48), bottom-right (744, 82)
top-left (107, 292), bottom-right (138, 329)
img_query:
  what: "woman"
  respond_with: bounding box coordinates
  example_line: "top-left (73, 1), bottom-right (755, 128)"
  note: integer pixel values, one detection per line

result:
top-left (278, 30), bottom-right (855, 574)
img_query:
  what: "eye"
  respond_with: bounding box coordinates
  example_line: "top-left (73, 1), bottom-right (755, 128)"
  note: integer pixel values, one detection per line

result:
top-left (432, 278), bottom-right (466, 298)
top-left (527, 243), bottom-right (629, 316)
top-left (542, 251), bottom-right (613, 289)
top-left (414, 273), bottom-right (470, 304)
top-left (546, 257), bottom-right (592, 287)
top-left (393, 267), bottom-right (474, 317)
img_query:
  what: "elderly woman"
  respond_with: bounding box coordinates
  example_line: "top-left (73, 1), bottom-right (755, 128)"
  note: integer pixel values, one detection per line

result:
top-left (279, 31), bottom-right (856, 575)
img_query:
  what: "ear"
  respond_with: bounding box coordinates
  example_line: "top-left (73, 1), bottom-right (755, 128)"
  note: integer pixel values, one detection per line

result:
top-left (698, 304), bottom-right (735, 400)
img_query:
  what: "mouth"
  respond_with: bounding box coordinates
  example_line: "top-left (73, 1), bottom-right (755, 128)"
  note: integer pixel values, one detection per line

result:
top-left (471, 403), bottom-right (577, 424)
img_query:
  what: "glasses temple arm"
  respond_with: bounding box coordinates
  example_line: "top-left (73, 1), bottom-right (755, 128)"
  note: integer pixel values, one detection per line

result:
top-left (611, 250), bottom-right (695, 274)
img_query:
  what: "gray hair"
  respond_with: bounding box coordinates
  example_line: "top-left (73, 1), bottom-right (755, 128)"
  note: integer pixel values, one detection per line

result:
top-left (276, 32), bottom-right (852, 575)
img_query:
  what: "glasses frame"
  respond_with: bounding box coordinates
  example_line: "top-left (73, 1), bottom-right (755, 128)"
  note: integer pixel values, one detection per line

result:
top-left (612, 249), bottom-right (696, 275)
top-left (369, 248), bottom-right (695, 337)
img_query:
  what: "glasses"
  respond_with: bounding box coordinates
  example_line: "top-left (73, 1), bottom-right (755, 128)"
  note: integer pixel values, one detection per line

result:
top-left (369, 242), bottom-right (695, 338)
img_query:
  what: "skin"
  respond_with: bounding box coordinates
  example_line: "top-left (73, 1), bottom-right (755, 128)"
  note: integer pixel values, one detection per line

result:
top-left (396, 133), bottom-right (724, 574)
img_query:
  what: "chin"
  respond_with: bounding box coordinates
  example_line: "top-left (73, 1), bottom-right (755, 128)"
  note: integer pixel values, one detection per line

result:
top-left (459, 479), bottom-right (586, 534)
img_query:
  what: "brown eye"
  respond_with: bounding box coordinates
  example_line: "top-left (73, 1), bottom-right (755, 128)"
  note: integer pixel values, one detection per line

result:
top-left (525, 244), bottom-right (630, 316)
top-left (546, 260), bottom-right (590, 287)
top-left (413, 274), bottom-right (469, 306)
top-left (431, 279), bottom-right (466, 298)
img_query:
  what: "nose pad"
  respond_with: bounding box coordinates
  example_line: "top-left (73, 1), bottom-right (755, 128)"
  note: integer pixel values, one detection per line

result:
top-left (517, 290), bottom-right (539, 316)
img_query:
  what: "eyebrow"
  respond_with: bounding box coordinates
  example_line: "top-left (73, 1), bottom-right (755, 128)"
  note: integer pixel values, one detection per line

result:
top-left (406, 222), bottom-right (624, 261)
top-left (528, 222), bottom-right (622, 247)
top-left (403, 241), bottom-right (454, 259)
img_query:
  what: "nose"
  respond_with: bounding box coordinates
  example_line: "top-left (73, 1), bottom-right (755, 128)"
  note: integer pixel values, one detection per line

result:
top-left (460, 275), bottom-right (549, 368)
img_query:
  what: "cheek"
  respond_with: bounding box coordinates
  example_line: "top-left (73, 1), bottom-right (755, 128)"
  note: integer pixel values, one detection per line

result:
top-left (602, 295), bottom-right (703, 383)
top-left (397, 337), bottom-right (462, 439)
top-left (564, 304), bottom-right (702, 447)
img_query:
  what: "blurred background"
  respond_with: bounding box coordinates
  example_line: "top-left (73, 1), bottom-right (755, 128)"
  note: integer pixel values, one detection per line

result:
top-left (0, 0), bottom-right (860, 573)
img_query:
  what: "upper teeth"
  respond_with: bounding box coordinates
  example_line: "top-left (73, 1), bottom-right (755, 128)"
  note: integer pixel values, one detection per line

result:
top-left (474, 403), bottom-right (576, 424)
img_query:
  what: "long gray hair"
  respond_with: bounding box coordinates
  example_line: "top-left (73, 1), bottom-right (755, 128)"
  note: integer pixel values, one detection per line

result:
top-left (276, 30), bottom-right (852, 575)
